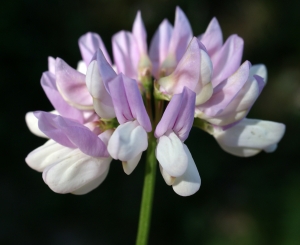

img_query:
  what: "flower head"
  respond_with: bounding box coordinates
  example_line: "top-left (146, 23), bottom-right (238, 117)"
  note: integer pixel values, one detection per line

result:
top-left (25, 7), bottom-right (285, 197)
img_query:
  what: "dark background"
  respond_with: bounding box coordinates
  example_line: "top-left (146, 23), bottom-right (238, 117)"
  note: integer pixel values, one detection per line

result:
top-left (1, 0), bottom-right (300, 244)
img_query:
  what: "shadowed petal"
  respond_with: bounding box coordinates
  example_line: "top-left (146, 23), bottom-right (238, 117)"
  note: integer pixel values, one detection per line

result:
top-left (43, 148), bottom-right (111, 194)
top-left (172, 144), bottom-right (201, 196)
top-left (108, 121), bottom-right (148, 161)
top-left (156, 131), bottom-right (188, 177)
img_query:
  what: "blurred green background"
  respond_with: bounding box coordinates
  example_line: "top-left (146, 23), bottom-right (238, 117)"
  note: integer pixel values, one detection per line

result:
top-left (1, 0), bottom-right (300, 244)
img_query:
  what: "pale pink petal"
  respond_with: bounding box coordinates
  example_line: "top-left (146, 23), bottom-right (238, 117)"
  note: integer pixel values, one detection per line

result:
top-left (158, 37), bottom-right (213, 104)
top-left (149, 19), bottom-right (173, 78)
top-left (79, 32), bottom-right (112, 65)
top-left (198, 17), bottom-right (223, 57)
top-left (108, 74), bottom-right (151, 131)
top-left (155, 87), bottom-right (195, 141)
top-left (211, 35), bottom-right (244, 88)
top-left (34, 111), bottom-right (109, 157)
top-left (132, 11), bottom-right (147, 55)
top-left (168, 6), bottom-right (193, 62)
top-left (198, 61), bottom-right (251, 117)
top-left (112, 31), bottom-right (139, 79)
top-left (55, 58), bottom-right (93, 110)
top-left (41, 71), bottom-right (85, 123)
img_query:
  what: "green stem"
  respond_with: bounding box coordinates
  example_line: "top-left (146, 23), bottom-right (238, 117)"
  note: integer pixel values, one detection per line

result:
top-left (136, 135), bottom-right (157, 245)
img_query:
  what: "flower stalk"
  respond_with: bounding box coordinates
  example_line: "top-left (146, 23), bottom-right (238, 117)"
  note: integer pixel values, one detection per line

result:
top-left (136, 134), bottom-right (157, 245)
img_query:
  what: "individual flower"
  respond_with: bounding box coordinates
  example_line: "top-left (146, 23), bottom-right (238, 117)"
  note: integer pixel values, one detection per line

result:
top-left (155, 87), bottom-right (200, 196)
top-left (26, 112), bottom-right (112, 194)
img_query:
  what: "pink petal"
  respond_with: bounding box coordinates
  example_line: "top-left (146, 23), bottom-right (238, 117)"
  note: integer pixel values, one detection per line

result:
top-left (198, 17), bottom-right (223, 57)
top-left (155, 87), bottom-right (195, 141)
top-left (168, 6), bottom-right (193, 62)
top-left (112, 31), bottom-right (139, 80)
top-left (34, 111), bottom-right (108, 157)
top-left (198, 61), bottom-right (250, 117)
top-left (149, 19), bottom-right (173, 78)
top-left (55, 58), bottom-right (93, 110)
top-left (108, 74), bottom-right (151, 132)
top-left (79, 32), bottom-right (112, 66)
top-left (41, 71), bottom-right (85, 123)
top-left (132, 11), bottom-right (147, 55)
top-left (211, 34), bottom-right (244, 88)
top-left (48, 56), bottom-right (56, 74)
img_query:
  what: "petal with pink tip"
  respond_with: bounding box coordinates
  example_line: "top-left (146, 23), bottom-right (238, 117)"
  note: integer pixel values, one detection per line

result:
top-left (55, 58), bottom-right (93, 110)
top-left (34, 111), bottom-right (108, 157)
top-left (79, 32), bottom-right (112, 66)
top-left (132, 11), bottom-right (147, 55)
top-left (112, 31), bottom-right (139, 79)
top-left (41, 71), bottom-right (85, 123)
top-left (198, 17), bottom-right (223, 57)
top-left (155, 87), bottom-right (195, 141)
top-left (149, 19), bottom-right (173, 78)
top-left (211, 34), bottom-right (244, 88)
top-left (158, 37), bottom-right (213, 103)
top-left (108, 74), bottom-right (151, 131)
top-left (168, 6), bottom-right (193, 62)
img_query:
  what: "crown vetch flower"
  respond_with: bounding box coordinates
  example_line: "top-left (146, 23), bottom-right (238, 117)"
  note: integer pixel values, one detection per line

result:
top-left (155, 87), bottom-right (200, 196)
top-left (25, 6), bottom-right (285, 198)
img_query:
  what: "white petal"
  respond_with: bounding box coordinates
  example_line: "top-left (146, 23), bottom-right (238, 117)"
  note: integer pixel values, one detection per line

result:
top-left (71, 167), bottom-right (110, 195)
top-left (86, 60), bottom-right (115, 119)
top-left (43, 148), bottom-right (111, 194)
top-left (25, 112), bottom-right (48, 138)
top-left (159, 164), bottom-right (175, 186)
top-left (214, 118), bottom-right (285, 157)
top-left (155, 131), bottom-right (188, 177)
top-left (250, 64), bottom-right (267, 83)
top-left (172, 144), bottom-right (201, 196)
top-left (26, 139), bottom-right (73, 172)
top-left (107, 121), bottom-right (148, 161)
top-left (122, 152), bottom-right (142, 175)
top-left (76, 60), bottom-right (87, 74)
top-left (218, 144), bottom-right (261, 157)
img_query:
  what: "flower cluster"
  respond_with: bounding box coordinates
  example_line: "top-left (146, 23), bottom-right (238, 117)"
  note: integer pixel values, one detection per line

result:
top-left (26, 7), bottom-right (285, 196)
